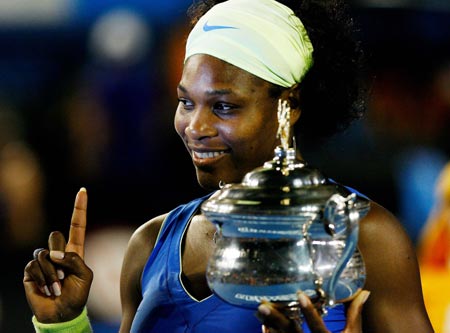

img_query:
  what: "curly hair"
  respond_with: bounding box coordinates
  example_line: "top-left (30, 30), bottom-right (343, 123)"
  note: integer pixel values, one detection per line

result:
top-left (187, 0), bottom-right (369, 144)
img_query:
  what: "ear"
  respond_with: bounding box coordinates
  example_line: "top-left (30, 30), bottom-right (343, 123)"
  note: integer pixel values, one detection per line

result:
top-left (289, 104), bottom-right (301, 126)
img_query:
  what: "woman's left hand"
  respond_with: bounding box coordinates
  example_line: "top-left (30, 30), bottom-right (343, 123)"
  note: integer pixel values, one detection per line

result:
top-left (256, 290), bottom-right (370, 333)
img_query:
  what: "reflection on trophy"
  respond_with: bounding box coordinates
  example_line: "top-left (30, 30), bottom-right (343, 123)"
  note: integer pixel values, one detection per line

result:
top-left (201, 99), bottom-right (371, 317)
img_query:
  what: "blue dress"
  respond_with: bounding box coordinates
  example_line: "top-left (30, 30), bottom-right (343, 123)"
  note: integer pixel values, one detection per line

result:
top-left (131, 194), bottom-right (347, 333)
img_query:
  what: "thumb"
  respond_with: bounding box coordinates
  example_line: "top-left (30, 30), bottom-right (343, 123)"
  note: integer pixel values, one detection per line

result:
top-left (342, 290), bottom-right (370, 333)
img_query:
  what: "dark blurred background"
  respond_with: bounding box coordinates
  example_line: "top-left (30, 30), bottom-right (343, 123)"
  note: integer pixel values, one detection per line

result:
top-left (0, 0), bottom-right (449, 332)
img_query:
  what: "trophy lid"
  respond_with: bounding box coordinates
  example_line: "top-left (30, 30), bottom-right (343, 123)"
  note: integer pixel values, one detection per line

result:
top-left (201, 146), bottom-right (366, 218)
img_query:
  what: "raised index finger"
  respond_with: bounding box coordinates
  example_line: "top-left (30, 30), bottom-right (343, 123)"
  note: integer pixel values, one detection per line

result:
top-left (66, 187), bottom-right (88, 259)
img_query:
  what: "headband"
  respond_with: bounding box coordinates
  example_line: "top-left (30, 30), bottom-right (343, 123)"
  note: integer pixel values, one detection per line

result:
top-left (184, 0), bottom-right (314, 88)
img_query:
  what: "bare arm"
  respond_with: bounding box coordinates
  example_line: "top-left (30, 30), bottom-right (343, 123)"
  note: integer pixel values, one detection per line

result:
top-left (118, 214), bottom-right (167, 333)
top-left (358, 202), bottom-right (434, 332)
top-left (23, 188), bottom-right (93, 323)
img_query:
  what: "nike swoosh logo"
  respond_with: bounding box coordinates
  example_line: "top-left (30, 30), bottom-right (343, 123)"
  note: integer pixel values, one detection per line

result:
top-left (203, 21), bottom-right (238, 32)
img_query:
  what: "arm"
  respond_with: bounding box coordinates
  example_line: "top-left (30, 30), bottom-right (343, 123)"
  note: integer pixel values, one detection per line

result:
top-left (256, 200), bottom-right (433, 333)
top-left (358, 202), bottom-right (434, 332)
top-left (23, 188), bottom-right (93, 324)
top-left (118, 214), bottom-right (167, 333)
top-left (23, 188), bottom-right (168, 333)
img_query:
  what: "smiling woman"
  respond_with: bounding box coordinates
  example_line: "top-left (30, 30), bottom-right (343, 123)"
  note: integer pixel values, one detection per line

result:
top-left (23, 1), bottom-right (433, 333)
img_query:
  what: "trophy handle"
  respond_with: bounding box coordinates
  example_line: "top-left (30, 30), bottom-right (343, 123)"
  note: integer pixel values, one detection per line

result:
top-left (322, 193), bottom-right (360, 305)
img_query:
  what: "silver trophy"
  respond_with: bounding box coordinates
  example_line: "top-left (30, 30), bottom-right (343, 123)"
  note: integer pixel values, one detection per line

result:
top-left (201, 100), bottom-right (370, 317)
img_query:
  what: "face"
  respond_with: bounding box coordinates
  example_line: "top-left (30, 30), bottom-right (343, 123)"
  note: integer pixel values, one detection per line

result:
top-left (175, 54), bottom-right (281, 190)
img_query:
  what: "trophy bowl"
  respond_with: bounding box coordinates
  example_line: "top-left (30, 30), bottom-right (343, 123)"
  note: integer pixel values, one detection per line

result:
top-left (201, 146), bottom-right (370, 314)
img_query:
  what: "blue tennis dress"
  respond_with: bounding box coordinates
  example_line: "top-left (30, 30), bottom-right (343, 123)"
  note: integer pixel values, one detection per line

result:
top-left (131, 194), bottom-right (347, 333)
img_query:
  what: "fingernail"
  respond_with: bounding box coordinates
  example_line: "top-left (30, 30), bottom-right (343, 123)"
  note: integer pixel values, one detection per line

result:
top-left (80, 187), bottom-right (87, 192)
top-left (258, 304), bottom-right (271, 316)
top-left (50, 251), bottom-right (65, 260)
top-left (297, 291), bottom-right (310, 307)
top-left (57, 269), bottom-right (65, 280)
top-left (52, 282), bottom-right (61, 296)
top-left (361, 291), bottom-right (371, 304)
top-left (43, 285), bottom-right (51, 297)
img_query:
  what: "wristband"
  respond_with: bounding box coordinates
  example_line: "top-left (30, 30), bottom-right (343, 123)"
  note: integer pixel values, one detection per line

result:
top-left (32, 307), bottom-right (93, 333)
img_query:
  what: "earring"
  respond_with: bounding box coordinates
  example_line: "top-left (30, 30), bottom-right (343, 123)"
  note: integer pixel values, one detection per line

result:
top-left (277, 99), bottom-right (291, 151)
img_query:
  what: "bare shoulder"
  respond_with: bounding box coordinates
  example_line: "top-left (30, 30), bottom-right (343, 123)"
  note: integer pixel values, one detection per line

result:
top-left (121, 213), bottom-right (168, 281)
top-left (358, 200), bottom-right (418, 283)
top-left (358, 201), bottom-right (420, 286)
top-left (121, 213), bottom-right (169, 286)
top-left (128, 213), bottom-right (169, 252)
top-left (357, 201), bottom-right (434, 332)
top-left (119, 213), bottom-right (169, 332)
top-left (358, 201), bottom-right (413, 253)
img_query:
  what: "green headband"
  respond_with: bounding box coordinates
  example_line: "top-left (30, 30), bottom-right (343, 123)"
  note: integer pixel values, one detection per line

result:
top-left (185, 0), bottom-right (314, 88)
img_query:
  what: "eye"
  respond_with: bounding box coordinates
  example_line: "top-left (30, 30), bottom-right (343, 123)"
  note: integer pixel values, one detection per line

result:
top-left (178, 98), bottom-right (194, 110)
top-left (213, 102), bottom-right (236, 115)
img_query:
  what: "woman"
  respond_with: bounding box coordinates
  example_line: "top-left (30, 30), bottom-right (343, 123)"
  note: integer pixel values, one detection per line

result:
top-left (23, 0), bottom-right (433, 332)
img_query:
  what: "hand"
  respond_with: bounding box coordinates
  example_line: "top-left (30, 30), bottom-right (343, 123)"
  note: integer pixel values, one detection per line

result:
top-left (23, 188), bottom-right (93, 323)
top-left (257, 290), bottom-right (370, 333)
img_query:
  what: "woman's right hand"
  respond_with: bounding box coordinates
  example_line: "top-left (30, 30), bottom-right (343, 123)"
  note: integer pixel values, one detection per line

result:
top-left (23, 188), bottom-right (93, 323)
top-left (258, 289), bottom-right (370, 333)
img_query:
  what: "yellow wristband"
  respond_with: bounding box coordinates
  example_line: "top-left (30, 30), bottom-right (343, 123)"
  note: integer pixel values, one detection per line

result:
top-left (32, 307), bottom-right (93, 333)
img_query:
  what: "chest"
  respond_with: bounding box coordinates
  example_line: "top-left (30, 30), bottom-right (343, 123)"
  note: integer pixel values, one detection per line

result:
top-left (181, 214), bottom-right (217, 300)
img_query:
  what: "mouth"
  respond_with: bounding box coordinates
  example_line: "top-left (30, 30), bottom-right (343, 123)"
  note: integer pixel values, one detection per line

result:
top-left (194, 151), bottom-right (226, 159)
top-left (192, 150), bottom-right (228, 166)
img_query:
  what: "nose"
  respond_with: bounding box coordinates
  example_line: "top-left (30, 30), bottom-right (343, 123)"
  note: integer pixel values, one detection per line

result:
top-left (185, 108), bottom-right (217, 140)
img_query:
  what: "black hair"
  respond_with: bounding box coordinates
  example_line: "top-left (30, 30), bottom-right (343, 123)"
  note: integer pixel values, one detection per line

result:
top-left (187, 0), bottom-right (369, 145)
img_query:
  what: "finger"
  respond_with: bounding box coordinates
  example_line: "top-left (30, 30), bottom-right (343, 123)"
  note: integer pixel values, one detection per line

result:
top-left (66, 187), bottom-right (88, 259)
top-left (23, 260), bottom-right (52, 296)
top-left (49, 231), bottom-right (67, 252)
top-left (33, 248), bottom-right (45, 260)
top-left (34, 249), bottom-right (62, 296)
top-left (261, 324), bottom-right (278, 333)
top-left (297, 292), bottom-right (329, 333)
top-left (48, 231), bottom-right (67, 279)
top-left (342, 290), bottom-right (370, 333)
top-left (256, 300), bottom-right (302, 333)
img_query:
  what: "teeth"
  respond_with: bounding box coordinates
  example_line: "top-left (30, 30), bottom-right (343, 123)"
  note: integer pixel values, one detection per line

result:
top-left (194, 151), bottom-right (225, 159)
